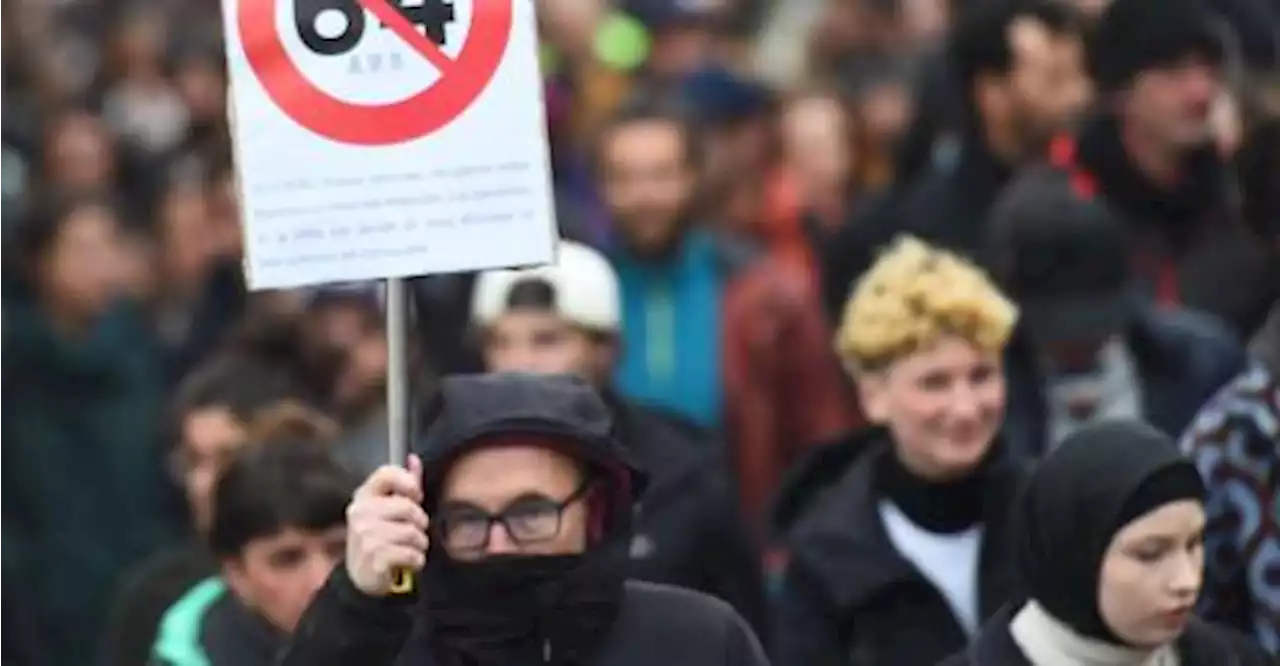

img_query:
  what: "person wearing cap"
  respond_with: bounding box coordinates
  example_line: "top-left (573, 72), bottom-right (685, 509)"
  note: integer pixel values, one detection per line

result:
top-left (277, 373), bottom-right (768, 666)
top-left (988, 165), bottom-right (1246, 457)
top-left (1055, 0), bottom-right (1274, 338)
top-left (773, 237), bottom-right (1029, 666)
top-left (469, 240), bottom-right (768, 638)
top-left (942, 418), bottom-right (1271, 665)
top-left (596, 97), bottom-right (854, 525)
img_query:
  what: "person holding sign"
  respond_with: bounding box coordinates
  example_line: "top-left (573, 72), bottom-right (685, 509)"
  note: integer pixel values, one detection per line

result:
top-left (278, 372), bottom-right (768, 666)
top-left (470, 240), bottom-right (768, 638)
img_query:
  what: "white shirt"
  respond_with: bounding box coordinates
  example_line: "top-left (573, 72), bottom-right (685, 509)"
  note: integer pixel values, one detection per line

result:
top-left (879, 500), bottom-right (984, 636)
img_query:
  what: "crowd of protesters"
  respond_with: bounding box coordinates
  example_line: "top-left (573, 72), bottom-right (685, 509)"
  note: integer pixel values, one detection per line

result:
top-left (2, 0), bottom-right (1278, 664)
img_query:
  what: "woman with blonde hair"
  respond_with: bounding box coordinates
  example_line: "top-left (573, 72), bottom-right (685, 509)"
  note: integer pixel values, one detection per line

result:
top-left (772, 236), bottom-right (1028, 665)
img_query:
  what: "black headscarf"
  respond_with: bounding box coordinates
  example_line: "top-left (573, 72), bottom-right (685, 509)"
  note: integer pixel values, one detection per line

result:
top-left (1016, 419), bottom-right (1205, 644)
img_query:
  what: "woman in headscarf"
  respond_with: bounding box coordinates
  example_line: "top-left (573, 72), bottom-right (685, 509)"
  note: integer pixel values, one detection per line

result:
top-left (943, 418), bottom-right (1271, 665)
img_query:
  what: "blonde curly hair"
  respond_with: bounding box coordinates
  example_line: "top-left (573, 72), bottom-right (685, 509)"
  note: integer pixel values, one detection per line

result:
top-left (835, 236), bottom-right (1018, 374)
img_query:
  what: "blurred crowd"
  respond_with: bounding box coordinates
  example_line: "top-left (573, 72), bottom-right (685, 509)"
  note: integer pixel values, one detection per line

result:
top-left (2, 0), bottom-right (1278, 664)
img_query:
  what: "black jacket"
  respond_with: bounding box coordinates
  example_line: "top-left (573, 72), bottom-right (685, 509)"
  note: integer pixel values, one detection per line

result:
top-left (1071, 115), bottom-right (1278, 338)
top-left (100, 543), bottom-right (217, 666)
top-left (611, 400), bottom-right (769, 641)
top-left (280, 566), bottom-right (768, 666)
top-left (772, 431), bottom-right (1028, 666)
top-left (148, 578), bottom-right (285, 666)
top-left (938, 604), bottom-right (1274, 666)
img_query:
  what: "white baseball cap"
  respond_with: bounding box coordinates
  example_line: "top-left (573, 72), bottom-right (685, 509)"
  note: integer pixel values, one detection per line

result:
top-left (471, 240), bottom-right (621, 332)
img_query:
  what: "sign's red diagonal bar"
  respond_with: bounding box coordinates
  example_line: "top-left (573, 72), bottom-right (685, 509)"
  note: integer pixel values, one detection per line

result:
top-left (354, 0), bottom-right (455, 74)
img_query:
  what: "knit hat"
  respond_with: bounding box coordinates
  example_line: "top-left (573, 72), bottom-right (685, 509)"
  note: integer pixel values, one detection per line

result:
top-left (1089, 0), bottom-right (1225, 93)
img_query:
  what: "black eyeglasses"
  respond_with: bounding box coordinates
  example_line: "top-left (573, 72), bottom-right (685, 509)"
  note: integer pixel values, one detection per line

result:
top-left (435, 481), bottom-right (592, 552)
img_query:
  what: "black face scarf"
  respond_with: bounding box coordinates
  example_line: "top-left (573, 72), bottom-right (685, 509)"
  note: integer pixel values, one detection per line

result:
top-left (1016, 419), bottom-right (1205, 644)
top-left (415, 547), bottom-right (626, 666)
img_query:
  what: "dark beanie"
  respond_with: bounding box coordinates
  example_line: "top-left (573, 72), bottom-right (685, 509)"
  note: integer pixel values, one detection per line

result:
top-left (1089, 0), bottom-right (1226, 93)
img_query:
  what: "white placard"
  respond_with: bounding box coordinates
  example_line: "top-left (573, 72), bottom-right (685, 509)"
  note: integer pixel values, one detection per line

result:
top-left (221, 0), bottom-right (557, 289)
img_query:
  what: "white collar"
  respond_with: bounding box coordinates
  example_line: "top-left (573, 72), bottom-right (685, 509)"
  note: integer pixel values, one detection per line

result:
top-left (1009, 600), bottom-right (1179, 666)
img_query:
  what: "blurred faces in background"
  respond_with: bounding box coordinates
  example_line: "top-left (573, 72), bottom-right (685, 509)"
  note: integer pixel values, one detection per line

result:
top-left (41, 109), bottom-right (117, 194)
top-left (539, 0), bottom-right (609, 61)
top-left (780, 92), bottom-right (855, 212)
top-left (157, 170), bottom-right (219, 297)
top-left (974, 14), bottom-right (1091, 161)
top-left (16, 194), bottom-right (132, 329)
top-left (300, 292), bottom-right (389, 420)
top-left (101, 10), bottom-right (189, 156)
top-left (1122, 54), bottom-right (1222, 152)
top-left (598, 112), bottom-right (697, 257)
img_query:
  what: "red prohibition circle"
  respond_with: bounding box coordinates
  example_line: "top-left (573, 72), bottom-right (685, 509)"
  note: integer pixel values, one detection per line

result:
top-left (239, 0), bottom-right (513, 146)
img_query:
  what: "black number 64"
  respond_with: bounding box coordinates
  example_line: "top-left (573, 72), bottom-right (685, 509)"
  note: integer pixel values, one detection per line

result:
top-left (294, 0), bottom-right (366, 56)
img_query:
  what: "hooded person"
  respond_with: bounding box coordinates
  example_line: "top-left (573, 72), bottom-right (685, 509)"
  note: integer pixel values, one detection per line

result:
top-left (277, 372), bottom-right (768, 666)
top-left (942, 419), bottom-right (1272, 666)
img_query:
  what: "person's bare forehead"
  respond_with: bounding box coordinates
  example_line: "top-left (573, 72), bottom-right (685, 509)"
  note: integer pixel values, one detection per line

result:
top-left (441, 440), bottom-right (584, 507)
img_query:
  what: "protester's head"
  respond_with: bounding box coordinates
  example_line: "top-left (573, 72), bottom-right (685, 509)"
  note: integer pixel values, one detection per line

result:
top-left (596, 98), bottom-right (700, 257)
top-left (679, 65), bottom-right (774, 179)
top-left (835, 236), bottom-right (1017, 479)
top-left (153, 163), bottom-right (216, 293)
top-left (12, 191), bottom-right (126, 321)
top-left (628, 0), bottom-right (725, 80)
top-left (949, 0), bottom-right (1089, 160)
top-left (169, 354), bottom-right (320, 533)
top-left (40, 108), bottom-right (117, 193)
top-left (989, 166), bottom-right (1136, 368)
top-left (418, 373), bottom-right (643, 563)
top-left (539, 0), bottom-right (610, 61)
top-left (170, 40), bottom-right (228, 128)
top-left (472, 241), bottom-right (621, 386)
top-left (299, 287), bottom-right (388, 419)
top-left (779, 89), bottom-right (859, 200)
top-left (210, 427), bottom-right (356, 634)
top-left (1090, 0), bottom-right (1225, 150)
top-left (1017, 419), bottom-right (1206, 647)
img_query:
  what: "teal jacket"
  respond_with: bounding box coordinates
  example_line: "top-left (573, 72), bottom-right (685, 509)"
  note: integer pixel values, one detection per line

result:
top-left (3, 289), bottom-right (178, 665)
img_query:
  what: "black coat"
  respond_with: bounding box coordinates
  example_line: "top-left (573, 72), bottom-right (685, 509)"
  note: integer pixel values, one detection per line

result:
top-left (100, 543), bottom-right (217, 666)
top-left (611, 400), bottom-right (769, 641)
top-left (938, 604), bottom-right (1274, 666)
top-left (279, 566), bottom-right (768, 666)
top-left (148, 581), bottom-right (283, 666)
top-left (771, 432), bottom-right (1028, 666)
top-left (1071, 115), bottom-right (1278, 338)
